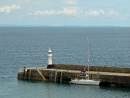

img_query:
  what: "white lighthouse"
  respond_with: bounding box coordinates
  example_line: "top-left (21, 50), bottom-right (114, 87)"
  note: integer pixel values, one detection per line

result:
top-left (48, 48), bottom-right (53, 65)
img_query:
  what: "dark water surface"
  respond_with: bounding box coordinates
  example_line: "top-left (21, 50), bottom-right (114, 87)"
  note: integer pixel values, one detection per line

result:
top-left (0, 27), bottom-right (130, 98)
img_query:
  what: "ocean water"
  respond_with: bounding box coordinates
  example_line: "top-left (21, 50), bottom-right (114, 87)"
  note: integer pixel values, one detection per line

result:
top-left (0, 27), bottom-right (130, 98)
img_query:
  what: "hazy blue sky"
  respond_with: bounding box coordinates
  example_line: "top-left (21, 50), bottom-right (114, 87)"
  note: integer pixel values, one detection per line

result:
top-left (0, 0), bottom-right (130, 26)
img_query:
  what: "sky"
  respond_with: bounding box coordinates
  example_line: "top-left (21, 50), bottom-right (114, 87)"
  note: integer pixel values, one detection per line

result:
top-left (0, 0), bottom-right (130, 26)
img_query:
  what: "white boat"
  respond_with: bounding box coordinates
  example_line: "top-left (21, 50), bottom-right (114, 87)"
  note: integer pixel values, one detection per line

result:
top-left (70, 79), bottom-right (100, 85)
top-left (70, 38), bottom-right (100, 86)
top-left (70, 71), bottom-right (100, 85)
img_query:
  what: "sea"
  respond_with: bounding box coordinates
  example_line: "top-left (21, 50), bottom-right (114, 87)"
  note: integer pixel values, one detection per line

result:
top-left (0, 27), bottom-right (130, 98)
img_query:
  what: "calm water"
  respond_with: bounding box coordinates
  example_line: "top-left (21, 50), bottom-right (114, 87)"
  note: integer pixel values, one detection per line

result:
top-left (0, 27), bottom-right (130, 98)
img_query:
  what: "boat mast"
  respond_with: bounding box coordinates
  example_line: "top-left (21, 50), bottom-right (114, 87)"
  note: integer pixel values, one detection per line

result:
top-left (87, 38), bottom-right (90, 80)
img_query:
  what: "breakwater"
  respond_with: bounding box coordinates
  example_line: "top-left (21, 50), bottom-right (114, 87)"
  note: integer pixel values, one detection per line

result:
top-left (17, 64), bottom-right (130, 87)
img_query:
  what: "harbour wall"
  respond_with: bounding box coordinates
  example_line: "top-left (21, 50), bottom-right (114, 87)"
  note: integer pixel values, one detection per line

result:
top-left (17, 64), bottom-right (130, 87)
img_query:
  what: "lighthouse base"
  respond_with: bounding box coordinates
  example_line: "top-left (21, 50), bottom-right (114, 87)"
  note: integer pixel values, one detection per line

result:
top-left (47, 64), bottom-right (55, 68)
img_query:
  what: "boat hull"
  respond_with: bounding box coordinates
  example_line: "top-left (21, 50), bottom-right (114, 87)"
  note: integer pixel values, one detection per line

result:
top-left (70, 79), bottom-right (100, 85)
